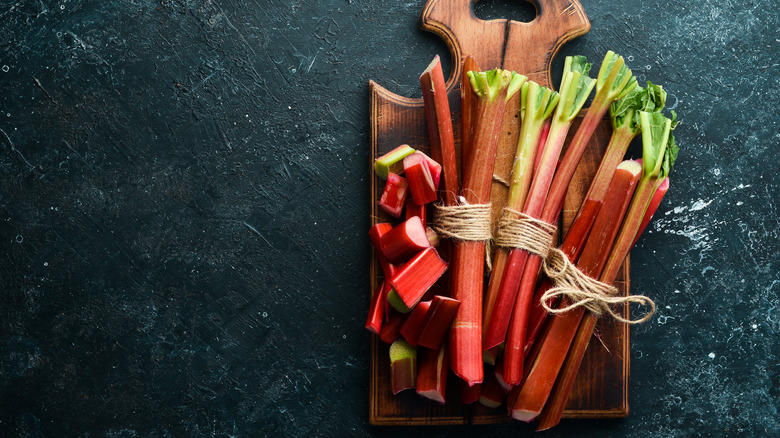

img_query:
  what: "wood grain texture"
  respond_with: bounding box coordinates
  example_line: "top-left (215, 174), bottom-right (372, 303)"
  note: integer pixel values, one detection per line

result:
top-left (369, 0), bottom-right (630, 425)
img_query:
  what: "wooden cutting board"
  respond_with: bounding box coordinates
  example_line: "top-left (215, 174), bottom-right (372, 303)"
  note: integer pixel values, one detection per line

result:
top-left (368, 0), bottom-right (631, 425)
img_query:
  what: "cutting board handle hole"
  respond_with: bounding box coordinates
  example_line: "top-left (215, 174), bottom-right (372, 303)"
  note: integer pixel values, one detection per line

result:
top-left (473, 0), bottom-right (537, 24)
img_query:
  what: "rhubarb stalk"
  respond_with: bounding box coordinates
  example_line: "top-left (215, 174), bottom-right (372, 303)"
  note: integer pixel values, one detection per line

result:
top-left (449, 69), bottom-right (526, 386)
top-left (483, 80), bottom-right (559, 349)
top-left (420, 56), bottom-right (459, 205)
top-left (535, 113), bottom-right (678, 430)
top-left (499, 56), bottom-right (597, 385)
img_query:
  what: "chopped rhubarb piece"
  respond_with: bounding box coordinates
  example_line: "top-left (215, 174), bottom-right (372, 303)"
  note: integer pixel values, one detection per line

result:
top-left (461, 380), bottom-right (483, 404)
top-left (483, 345), bottom-right (501, 366)
top-left (405, 197), bottom-right (427, 226)
top-left (378, 309), bottom-right (407, 344)
top-left (379, 216), bottom-right (431, 264)
top-left (400, 300), bottom-right (432, 346)
top-left (378, 172), bottom-right (409, 218)
top-left (375, 144), bottom-right (415, 179)
top-left (389, 247), bottom-right (448, 310)
top-left (368, 223), bottom-right (398, 279)
top-left (365, 281), bottom-right (389, 334)
top-left (417, 296), bottom-right (460, 350)
top-left (425, 227), bottom-right (439, 248)
top-left (478, 371), bottom-right (509, 408)
top-left (416, 344), bottom-right (448, 404)
top-left (389, 339), bottom-right (417, 394)
top-left (403, 152), bottom-right (438, 205)
top-left (421, 152), bottom-right (442, 190)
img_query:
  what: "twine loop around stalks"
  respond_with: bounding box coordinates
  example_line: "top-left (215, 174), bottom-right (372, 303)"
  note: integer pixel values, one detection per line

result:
top-left (432, 199), bottom-right (493, 268)
top-left (432, 201), bottom-right (493, 242)
top-left (541, 248), bottom-right (656, 324)
top-left (494, 208), bottom-right (557, 259)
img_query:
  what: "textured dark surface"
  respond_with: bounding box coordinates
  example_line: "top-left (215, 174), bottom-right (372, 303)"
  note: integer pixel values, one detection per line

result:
top-left (0, 0), bottom-right (777, 436)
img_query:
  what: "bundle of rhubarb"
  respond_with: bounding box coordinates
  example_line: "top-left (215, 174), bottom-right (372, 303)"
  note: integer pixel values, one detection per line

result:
top-left (366, 52), bottom-right (679, 428)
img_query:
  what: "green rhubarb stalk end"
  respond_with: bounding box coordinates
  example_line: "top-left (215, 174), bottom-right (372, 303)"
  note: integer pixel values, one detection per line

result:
top-left (639, 111), bottom-right (676, 179)
top-left (610, 81), bottom-right (668, 137)
top-left (467, 69), bottom-right (526, 102)
top-left (375, 144), bottom-right (416, 179)
top-left (596, 51), bottom-right (638, 102)
top-left (554, 59), bottom-right (596, 123)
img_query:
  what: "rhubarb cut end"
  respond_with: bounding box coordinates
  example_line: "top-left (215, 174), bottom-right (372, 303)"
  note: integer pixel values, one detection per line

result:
top-left (511, 408), bottom-right (540, 423)
top-left (374, 144), bottom-right (416, 179)
top-left (386, 288), bottom-right (412, 313)
top-left (417, 389), bottom-right (446, 405)
top-left (477, 397), bottom-right (502, 409)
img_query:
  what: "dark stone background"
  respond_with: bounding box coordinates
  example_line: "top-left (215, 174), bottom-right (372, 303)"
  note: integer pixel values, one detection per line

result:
top-left (0, 0), bottom-right (777, 436)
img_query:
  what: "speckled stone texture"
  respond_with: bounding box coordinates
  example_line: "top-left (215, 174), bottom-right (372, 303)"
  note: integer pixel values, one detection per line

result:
top-left (0, 0), bottom-right (777, 437)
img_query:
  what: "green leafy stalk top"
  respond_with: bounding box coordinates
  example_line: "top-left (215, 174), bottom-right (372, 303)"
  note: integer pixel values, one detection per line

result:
top-left (596, 51), bottom-right (638, 101)
top-left (554, 56), bottom-right (596, 122)
top-left (467, 69), bottom-right (527, 102)
top-left (610, 81), bottom-right (668, 136)
top-left (639, 111), bottom-right (679, 180)
top-left (521, 80), bottom-right (559, 123)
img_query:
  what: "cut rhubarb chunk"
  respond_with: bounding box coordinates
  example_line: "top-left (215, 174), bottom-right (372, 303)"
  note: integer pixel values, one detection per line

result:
top-left (400, 300), bottom-right (432, 346)
top-left (365, 281), bottom-right (389, 334)
top-left (379, 216), bottom-right (431, 265)
top-left (378, 172), bottom-right (409, 218)
top-left (389, 247), bottom-right (448, 310)
top-left (403, 152), bottom-right (438, 205)
top-left (417, 296), bottom-right (460, 350)
top-left (416, 344), bottom-right (448, 404)
top-left (378, 310), bottom-right (407, 344)
top-left (389, 339), bottom-right (417, 394)
top-left (405, 197), bottom-right (427, 226)
top-left (375, 144), bottom-right (415, 180)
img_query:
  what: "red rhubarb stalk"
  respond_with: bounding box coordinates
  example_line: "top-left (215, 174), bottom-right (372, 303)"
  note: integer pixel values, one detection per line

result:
top-left (535, 113), bottom-right (678, 430)
top-left (417, 343), bottom-right (448, 404)
top-left (631, 176), bottom-right (669, 247)
top-left (509, 160), bottom-right (643, 422)
top-left (483, 80), bottom-right (559, 349)
top-left (478, 370), bottom-right (509, 408)
top-left (420, 56), bottom-right (458, 204)
top-left (449, 69), bottom-right (526, 386)
top-left (460, 56), bottom-right (479, 181)
top-left (499, 56), bottom-right (597, 384)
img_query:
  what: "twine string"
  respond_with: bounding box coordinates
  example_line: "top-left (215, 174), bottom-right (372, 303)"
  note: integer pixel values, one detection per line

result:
top-left (540, 248), bottom-right (656, 324)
